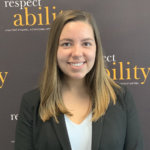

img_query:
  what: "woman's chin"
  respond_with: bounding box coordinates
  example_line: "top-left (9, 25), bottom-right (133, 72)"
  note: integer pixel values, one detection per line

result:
top-left (66, 74), bottom-right (86, 80)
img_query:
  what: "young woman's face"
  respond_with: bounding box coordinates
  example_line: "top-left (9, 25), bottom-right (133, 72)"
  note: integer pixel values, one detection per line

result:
top-left (57, 21), bottom-right (96, 80)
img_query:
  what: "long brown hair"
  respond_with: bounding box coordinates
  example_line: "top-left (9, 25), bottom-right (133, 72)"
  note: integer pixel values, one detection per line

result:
top-left (39, 10), bottom-right (121, 123)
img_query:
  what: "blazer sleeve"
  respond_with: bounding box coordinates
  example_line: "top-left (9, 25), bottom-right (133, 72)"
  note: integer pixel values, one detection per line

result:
top-left (14, 93), bottom-right (35, 150)
top-left (123, 87), bottom-right (143, 150)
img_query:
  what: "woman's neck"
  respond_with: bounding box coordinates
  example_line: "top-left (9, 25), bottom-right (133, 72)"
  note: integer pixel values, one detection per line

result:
top-left (62, 77), bottom-right (88, 96)
top-left (62, 77), bottom-right (92, 124)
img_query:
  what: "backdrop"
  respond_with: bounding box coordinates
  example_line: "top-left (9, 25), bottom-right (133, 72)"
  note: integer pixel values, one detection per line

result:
top-left (0, 0), bottom-right (150, 149)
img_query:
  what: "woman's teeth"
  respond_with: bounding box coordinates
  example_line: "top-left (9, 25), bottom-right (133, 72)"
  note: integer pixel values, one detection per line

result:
top-left (70, 62), bottom-right (84, 66)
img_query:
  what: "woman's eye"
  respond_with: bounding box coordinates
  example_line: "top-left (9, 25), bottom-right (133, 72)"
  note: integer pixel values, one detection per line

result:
top-left (60, 42), bottom-right (71, 47)
top-left (83, 42), bottom-right (92, 47)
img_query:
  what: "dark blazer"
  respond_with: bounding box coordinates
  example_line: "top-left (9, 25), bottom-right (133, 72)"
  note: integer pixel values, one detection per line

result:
top-left (15, 86), bottom-right (143, 150)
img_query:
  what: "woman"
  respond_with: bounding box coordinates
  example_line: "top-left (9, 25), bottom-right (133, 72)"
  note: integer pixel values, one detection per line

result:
top-left (15, 10), bottom-right (143, 150)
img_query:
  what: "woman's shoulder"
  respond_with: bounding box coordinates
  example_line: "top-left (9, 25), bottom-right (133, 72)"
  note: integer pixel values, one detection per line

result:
top-left (23, 88), bottom-right (40, 99)
top-left (113, 84), bottom-right (130, 98)
top-left (17, 88), bottom-right (41, 128)
top-left (20, 88), bottom-right (40, 109)
top-left (113, 84), bottom-right (134, 109)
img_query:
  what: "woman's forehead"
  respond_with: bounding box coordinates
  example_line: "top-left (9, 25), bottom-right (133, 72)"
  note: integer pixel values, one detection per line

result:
top-left (59, 21), bottom-right (94, 40)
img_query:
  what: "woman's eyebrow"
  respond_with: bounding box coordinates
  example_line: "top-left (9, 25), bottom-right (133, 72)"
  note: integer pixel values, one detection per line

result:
top-left (59, 38), bottom-right (73, 42)
top-left (60, 38), bottom-right (94, 42)
top-left (81, 38), bottom-right (95, 42)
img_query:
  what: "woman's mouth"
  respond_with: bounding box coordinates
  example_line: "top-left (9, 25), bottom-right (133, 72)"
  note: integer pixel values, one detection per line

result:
top-left (70, 62), bottom-right (84, 66)
top-left (67, 61), bottom-right (86, 69)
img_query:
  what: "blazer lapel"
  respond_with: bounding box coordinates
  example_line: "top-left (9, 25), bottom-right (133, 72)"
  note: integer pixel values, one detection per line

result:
top-left (92, 115), bottom-right (104, 150)
top-left (52, 113), bottom-right (72, 150)
top-left (52, 113), bottom-right (104, 150)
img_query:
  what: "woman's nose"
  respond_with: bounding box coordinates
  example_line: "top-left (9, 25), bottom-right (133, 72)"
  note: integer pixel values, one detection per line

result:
top-left (71, 45), bottom-right (83, 58)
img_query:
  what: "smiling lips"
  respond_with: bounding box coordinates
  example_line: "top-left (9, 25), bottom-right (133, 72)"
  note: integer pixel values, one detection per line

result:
top-left (68, 61), bottom-right (86, 67)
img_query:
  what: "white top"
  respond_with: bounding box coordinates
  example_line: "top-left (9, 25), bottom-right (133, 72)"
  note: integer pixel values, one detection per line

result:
top-left (64, 113), bottom-right (92, 150)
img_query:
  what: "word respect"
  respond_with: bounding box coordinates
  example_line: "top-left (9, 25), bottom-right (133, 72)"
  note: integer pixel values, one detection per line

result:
top-left (4, 0), bottom-right (41, 10)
